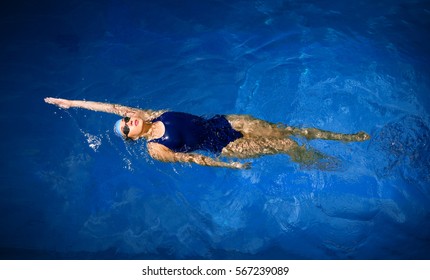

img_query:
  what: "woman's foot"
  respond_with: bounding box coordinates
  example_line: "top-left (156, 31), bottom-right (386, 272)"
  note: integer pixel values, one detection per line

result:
top-left (355, 131), bottom-right (371, 141)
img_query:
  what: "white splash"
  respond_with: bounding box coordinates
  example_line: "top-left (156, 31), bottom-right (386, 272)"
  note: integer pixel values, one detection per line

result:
top-left (83, 132), bottom-right (102, 152)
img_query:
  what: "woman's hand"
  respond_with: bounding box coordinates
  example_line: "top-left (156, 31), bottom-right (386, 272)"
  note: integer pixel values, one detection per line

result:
top-left (230, 161), bottom-right (252, 169)
top-left (44, 97), bottom-right (72, 109)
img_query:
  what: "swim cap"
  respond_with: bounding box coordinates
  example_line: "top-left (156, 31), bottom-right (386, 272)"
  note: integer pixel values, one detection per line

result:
top-left (114, 119), bottom-right (123, 137)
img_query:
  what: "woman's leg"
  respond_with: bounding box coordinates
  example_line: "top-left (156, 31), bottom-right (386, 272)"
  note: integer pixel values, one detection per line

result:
top-left (226, 114), bottom-right (289, 138)
top-left (287, 127), bottom-right (370, 142)
top-left (221, 137), bottom-right (295, 158)
top-left (226, 115), bottom-right (370, 142)
top-left (221, 137), bottom-right (325, 165)
top-left (222, 137), bottom-right (339, 169)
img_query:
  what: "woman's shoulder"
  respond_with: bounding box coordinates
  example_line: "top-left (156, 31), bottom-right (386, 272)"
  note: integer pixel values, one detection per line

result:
top-left (153, 111), bottom-right (199, 119)
top-left (136, 109), bottom-right (167, 121)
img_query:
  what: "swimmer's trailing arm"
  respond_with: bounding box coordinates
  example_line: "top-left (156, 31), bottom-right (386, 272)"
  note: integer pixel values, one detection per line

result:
top-left (147, 142), bottom-right (251, 169)
top-left (44, 97), bottom-right (165, 121)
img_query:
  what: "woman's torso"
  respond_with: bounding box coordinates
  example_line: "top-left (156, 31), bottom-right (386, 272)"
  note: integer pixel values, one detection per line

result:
top-left (149, 112), bottom-right (242, 154)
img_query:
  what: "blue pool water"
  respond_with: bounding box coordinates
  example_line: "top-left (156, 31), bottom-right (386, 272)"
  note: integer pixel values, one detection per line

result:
top-left (1, 0), bottom-right (429, 259)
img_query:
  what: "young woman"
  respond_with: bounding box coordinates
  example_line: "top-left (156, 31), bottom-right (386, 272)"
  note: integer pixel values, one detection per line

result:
top-left (44, 97), bottom-right (370, 169)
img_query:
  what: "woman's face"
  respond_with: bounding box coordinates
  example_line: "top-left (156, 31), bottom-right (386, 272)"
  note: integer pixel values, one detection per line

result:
top-left (120, 117), bottom-right (144, 139)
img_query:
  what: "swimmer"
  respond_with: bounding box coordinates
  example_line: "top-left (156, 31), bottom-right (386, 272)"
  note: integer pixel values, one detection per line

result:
top-left (44, 97), bottom-right (370, 169)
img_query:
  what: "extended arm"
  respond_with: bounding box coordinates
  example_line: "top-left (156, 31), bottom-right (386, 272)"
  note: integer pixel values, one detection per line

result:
top-left (147, 142), bottom-right (250, 169)
top-left (44, 97), bottom-right (164, 121)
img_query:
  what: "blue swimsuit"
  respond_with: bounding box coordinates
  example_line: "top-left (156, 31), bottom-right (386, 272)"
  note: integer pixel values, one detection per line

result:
top-left (149, 112), bottom-right (243, 154)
